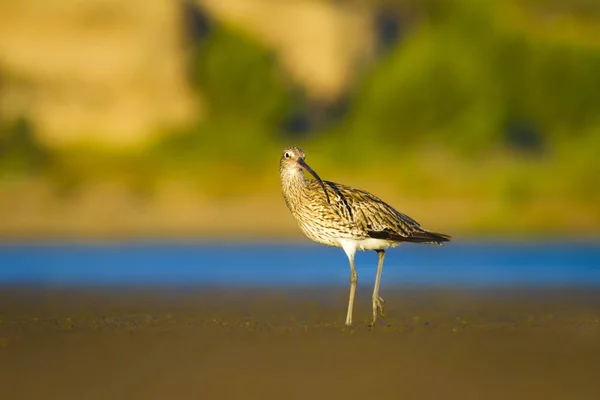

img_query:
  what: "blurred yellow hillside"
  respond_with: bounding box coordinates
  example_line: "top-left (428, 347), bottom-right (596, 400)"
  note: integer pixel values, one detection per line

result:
top-left (0, 0), bottom-right (373, 146)
top-left (0, 0), bottom-right (197, 145)
top-left (1, 0), bottom-right (599, 240)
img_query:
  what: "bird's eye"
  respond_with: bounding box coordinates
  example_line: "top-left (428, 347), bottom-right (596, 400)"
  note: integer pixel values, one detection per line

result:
top-left (284, 152), bottom-right (290, 159)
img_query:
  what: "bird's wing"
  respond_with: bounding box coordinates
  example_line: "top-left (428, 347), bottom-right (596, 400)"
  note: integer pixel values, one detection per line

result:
top-left (308, 180), bottom-right (450, 244)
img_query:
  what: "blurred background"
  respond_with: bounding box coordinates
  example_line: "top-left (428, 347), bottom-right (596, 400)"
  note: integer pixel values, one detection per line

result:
top-left (1, 0), bottom-right (600, 242)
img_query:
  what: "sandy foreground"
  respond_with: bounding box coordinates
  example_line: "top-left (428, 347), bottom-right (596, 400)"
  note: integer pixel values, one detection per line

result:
top-left (1, 286), bottom-right (599, 400)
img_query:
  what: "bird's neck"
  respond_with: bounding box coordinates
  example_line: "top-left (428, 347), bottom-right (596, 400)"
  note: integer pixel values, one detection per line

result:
top-left (280, 168), bottom-right (306, 211)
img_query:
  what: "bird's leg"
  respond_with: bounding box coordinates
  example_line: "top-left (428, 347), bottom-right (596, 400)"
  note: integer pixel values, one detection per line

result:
top-left (370, 250), bottom-right (386, 326)
top-left (345, 253), bottom-right (358, 327)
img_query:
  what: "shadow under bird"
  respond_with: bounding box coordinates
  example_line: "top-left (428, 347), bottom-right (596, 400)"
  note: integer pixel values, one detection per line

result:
top-left (279, 146), bottom-right (451, 327)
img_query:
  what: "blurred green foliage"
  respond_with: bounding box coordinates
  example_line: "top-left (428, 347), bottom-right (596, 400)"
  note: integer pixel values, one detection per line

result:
top-left (336, 0), bottom-right (600, 158)
top-left (0, 117), bottom-right (51, 178)
top-left (153, 22), bottom-right (302, 173)
top-left (191, 24), bottom-right (298, 126)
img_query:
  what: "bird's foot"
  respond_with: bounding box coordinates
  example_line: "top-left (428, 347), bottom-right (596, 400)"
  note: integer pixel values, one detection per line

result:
top-left (369, 296), bottom-right (385, 326)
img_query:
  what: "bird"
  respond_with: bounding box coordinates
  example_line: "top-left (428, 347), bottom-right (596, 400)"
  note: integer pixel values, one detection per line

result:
top-left (279, 146), bottom-right (450, 327)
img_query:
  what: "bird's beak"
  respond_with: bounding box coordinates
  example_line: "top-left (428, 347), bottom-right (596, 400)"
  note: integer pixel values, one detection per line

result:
top-left (297, 158), bottom-right (331, 204)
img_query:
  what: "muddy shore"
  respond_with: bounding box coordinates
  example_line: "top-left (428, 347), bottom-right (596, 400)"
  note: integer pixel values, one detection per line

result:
top-left (1, 287), bottom-right (599, 400)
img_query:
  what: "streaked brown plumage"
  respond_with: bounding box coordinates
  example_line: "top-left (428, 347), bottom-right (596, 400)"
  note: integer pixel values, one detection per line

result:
top-left (280, 146), bottom-right (450, 326)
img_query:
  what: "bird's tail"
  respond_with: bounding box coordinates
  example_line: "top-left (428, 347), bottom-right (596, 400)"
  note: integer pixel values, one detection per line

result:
top-left (368, 228), bottom-right (451, 245)
top-left (402, 230), bottom-right (451, 245)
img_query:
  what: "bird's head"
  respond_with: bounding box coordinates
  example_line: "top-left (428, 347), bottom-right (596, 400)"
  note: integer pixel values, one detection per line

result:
top-left (279, 146), bottom-right (306, 175)
top-left (279, 146), bottom-right (330, 203)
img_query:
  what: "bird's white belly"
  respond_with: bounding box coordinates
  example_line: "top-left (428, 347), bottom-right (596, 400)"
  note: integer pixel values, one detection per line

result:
top-left (337, 238), bottom-right (400, 252)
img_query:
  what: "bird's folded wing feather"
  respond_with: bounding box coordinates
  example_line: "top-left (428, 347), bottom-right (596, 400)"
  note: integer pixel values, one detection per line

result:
top-left (307, 180), bottom-right (421, 238)
top-left (306, 179), bottom-right (451, 244)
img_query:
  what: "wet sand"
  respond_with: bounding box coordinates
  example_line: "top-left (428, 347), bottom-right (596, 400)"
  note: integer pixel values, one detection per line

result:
top-left (1, 286), bottom-right (599, 400)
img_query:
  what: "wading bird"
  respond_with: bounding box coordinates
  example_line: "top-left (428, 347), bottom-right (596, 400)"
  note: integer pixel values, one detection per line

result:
top-left (279, 146), bottom-right (450, 326)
